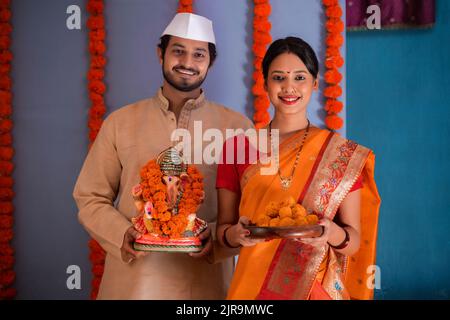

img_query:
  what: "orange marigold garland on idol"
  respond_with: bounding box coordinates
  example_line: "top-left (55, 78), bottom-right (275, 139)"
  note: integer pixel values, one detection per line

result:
top-left (0, 0), bottom-right (15, 300)
top-left (178, 0), bottom-right (193, 13)
top-left (323, 0), bottom-right (345, 130)
top-left (131, 148), bottom-right (207, 253)
top-left (86, 0), bottom-right (107, 300)
top-left (252, 0), bottom-right (272, 128)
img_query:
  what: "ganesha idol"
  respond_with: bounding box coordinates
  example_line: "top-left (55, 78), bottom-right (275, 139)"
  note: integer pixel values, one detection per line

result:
top-left (131, 147), bottom-right (207, 253)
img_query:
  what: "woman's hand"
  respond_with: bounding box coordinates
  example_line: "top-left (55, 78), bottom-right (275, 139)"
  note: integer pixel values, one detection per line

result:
top-left (295, 218), bottom-right (332, 247)
top-left (226, 216), bottom-right (265, 247)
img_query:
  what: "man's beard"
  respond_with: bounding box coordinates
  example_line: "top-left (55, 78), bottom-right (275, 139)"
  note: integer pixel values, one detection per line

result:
top-left (162, 64), bottom-right (207, 92)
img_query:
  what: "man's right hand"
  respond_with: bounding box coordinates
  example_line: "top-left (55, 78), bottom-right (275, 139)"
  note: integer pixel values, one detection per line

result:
top-left (121, 226), bottom-right (148, 263)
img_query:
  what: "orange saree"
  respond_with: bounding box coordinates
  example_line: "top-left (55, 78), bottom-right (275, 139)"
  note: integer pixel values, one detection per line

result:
top-left (226, 127), bottom-right (380, 300)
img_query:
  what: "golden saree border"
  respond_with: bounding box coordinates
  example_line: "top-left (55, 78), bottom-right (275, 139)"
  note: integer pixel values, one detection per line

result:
top-left (302, 134), bottom-right (371, 218)
top-left (302, 134), bottom-right (371, 300)
top-left (320, 246), bottom-right (350, 300)
top-left (257, 240), bottom-right (327, 299)
top-left (255, 131), bottom-right (334, 300)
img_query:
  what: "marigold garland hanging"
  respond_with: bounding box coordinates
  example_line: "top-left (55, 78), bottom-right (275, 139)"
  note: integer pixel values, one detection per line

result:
top-left (252, 0), bottom-right (272, 128)
top-left (323, 0), bottom-right (345, 130)
top-left (86, 0), bottom-right (107, 300)
top-left (251, 1), bottom-right (345, 130)
top-left (0, 0), bottom-right (15, 300)
top-left (178, 0), bottom-right (193, 13)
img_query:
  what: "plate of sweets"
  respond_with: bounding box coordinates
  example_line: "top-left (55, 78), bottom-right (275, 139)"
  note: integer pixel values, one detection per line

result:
top-left (247, 197), bottom-right (324, 240)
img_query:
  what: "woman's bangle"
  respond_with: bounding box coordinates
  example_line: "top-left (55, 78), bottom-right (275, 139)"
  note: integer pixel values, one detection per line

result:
top-left (329, 226), bottom-right (350, 250)
top-left (223, 225), bottom-right (241, 249)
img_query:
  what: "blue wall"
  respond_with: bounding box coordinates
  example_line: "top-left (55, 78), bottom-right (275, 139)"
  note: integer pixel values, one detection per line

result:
top-left (347, 0), bottom-right (450, 299)
top-left (11, 0), bottom-right (341, 299)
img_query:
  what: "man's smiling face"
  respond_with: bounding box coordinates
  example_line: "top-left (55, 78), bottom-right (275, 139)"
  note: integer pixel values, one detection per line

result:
top-left (159, 36), bottom-right (211, 92)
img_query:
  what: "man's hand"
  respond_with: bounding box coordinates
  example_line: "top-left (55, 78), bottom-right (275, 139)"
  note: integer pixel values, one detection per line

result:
top-left (189, 225), bottom-right (213, 259)
top-left (121, 226), bottom-right (148, 263)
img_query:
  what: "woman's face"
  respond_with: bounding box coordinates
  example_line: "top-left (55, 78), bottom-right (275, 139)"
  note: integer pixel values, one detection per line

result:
top-left (265, 52), bottom-right (318, 116)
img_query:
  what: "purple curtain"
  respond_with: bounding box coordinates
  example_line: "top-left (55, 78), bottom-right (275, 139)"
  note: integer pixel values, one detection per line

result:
top-left (347, 0), bottom-right (435, 30)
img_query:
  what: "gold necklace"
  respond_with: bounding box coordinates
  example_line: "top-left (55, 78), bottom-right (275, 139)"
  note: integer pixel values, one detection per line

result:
top-left (269, 119), bottom-right (310, 190)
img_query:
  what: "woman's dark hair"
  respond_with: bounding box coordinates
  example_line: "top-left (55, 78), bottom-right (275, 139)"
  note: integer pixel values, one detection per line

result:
top-left (158, 35), bottom-right (217, 67)
top-left (262, 37), bottom-right (319, 81)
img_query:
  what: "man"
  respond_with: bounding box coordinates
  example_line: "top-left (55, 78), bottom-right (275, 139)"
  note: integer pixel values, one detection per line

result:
top-left (73, 13), bottom-right (252, 299)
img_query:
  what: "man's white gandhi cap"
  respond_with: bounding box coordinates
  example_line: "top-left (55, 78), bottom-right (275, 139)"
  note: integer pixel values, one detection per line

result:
top-left (161, 13), bottom-right (216, 45)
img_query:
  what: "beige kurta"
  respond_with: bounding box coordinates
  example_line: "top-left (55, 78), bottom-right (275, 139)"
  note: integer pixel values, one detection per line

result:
top-left (73, 89), bottom-right (253, 299)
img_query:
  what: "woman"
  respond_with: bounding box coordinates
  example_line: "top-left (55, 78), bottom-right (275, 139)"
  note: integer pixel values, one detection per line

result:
top-left (216, 37), bottom-right (380, 300)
